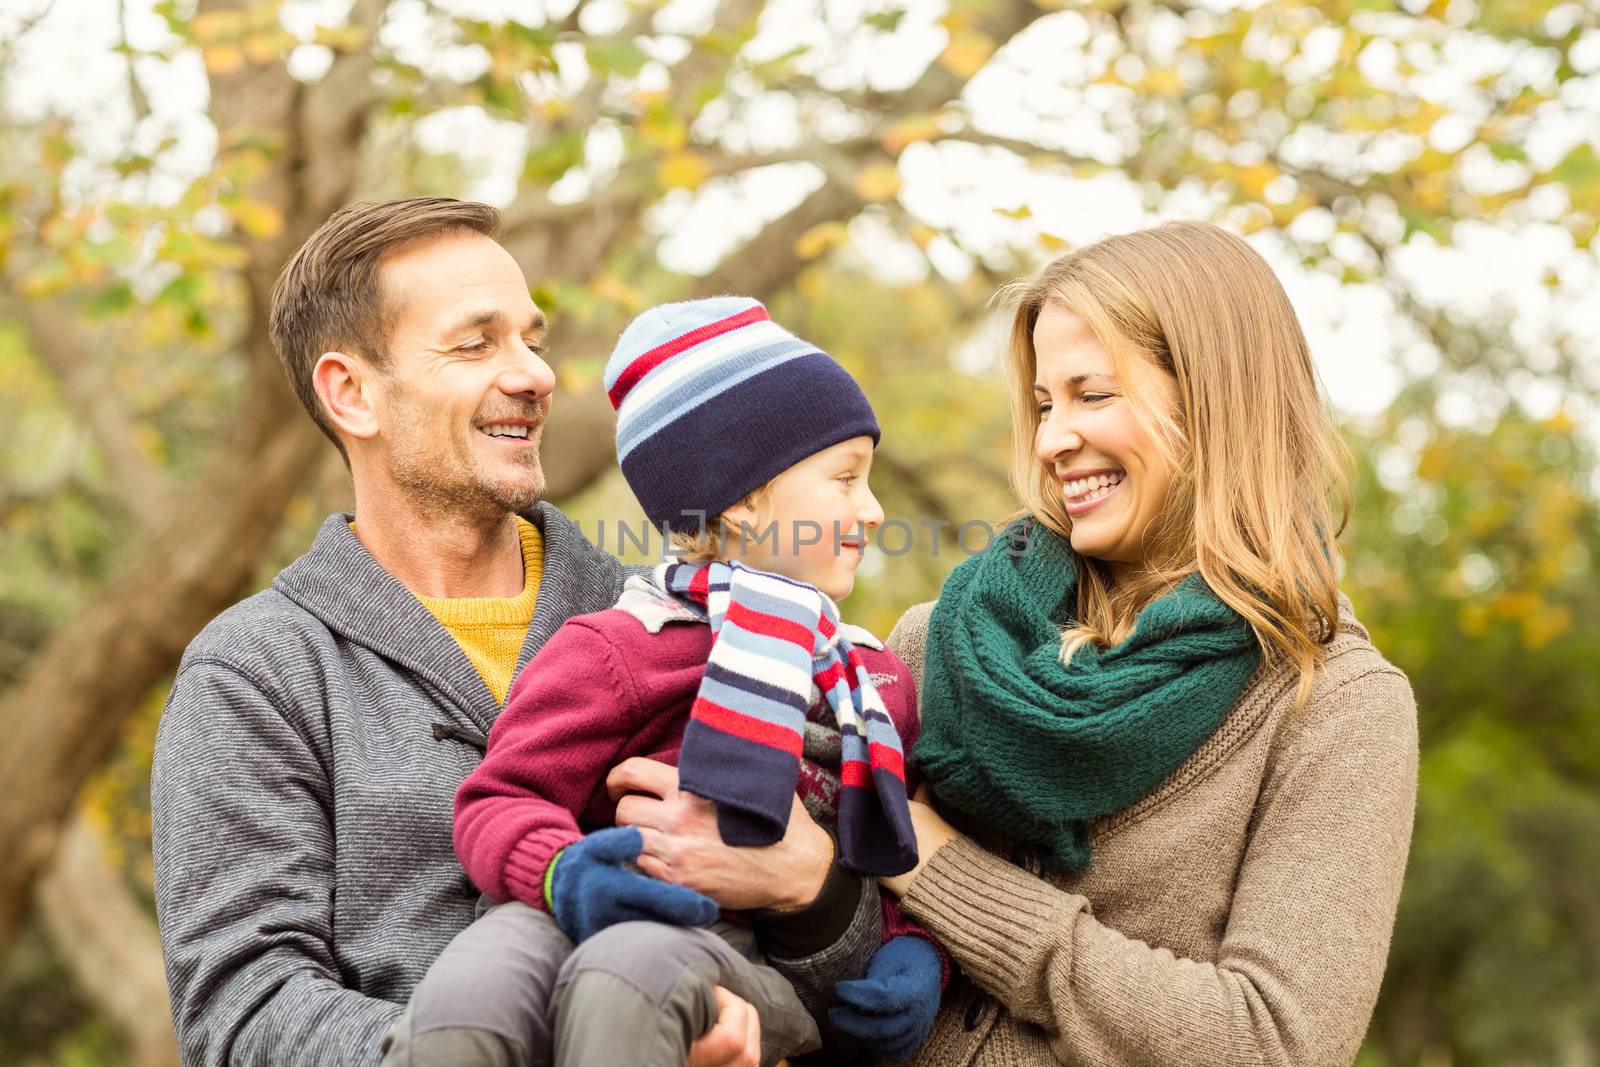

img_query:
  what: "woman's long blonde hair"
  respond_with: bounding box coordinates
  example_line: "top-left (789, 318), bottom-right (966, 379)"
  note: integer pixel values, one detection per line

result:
top-left (1003, 220), bottom-right (1349, 704)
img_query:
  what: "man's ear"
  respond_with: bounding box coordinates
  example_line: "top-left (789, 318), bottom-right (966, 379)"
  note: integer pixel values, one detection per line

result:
top-left (312, 350), bottom-right (382, 443)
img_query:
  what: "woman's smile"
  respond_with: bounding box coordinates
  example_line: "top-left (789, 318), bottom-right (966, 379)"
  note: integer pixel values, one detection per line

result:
top-left (1059, 468), bottom-right (1126, 517)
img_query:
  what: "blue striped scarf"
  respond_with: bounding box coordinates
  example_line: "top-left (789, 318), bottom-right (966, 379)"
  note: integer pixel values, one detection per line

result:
top-left (650, 560), bottom-right (917, 876)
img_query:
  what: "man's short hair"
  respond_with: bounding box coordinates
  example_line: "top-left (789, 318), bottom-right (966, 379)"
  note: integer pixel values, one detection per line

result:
top-left (268, 197), bottom-right (502, 456)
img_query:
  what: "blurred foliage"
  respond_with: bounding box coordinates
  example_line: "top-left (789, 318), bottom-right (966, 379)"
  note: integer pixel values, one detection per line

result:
top-left (2, 0), bottom-right (1599, 1063)
top-left (1348, 403), bottom-right (1600, 1064)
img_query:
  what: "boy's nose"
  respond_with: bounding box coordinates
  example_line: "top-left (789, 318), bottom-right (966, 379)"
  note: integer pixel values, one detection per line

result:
top-left (859, 490), bottom-right (885, 530)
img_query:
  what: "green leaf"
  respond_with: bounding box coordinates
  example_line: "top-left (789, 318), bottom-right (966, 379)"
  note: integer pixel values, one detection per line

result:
top-left (587, 39), bottom-right (648, 78)
top-left (522, 130), bottom-right (586, 183)
top-left (85, 282), bottom-right (136, 318)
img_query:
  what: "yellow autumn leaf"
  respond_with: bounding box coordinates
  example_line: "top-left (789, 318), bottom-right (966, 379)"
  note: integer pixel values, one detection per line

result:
top-left (192, 9), bottom-right (245, 46)
top-left (590, 273), bottom-right (643, 312)
top-left (657, 152), bottom-right (712, 190)
top-left (796, 267), bottom-right (828, 302)
top-left (639, 109), bottom-right (687, 152)
top-left (559, 359), bottom-right (603, 394)
top-left (794, 221), bottom-right (850, 260)
top-left (1234, 163), bottom-right (1279, 199)
top-left (854, 163), bottom-right (902, 202)
top-left (1143, 67), bottom-right (1183, 95)
top-left (243, 30), bottom-right (288, 66)
top-left (232, 200), bottom-right (285, 239)
top-left (203, 45), bottom-right (246, 74)
top-left (1521, 605), bottom-right (1570, 649)
top-left (314, 24), bottom-right (372, 52)
top-left (881, 115), bottom-right (942, 156)
top-left (938, 31), bottom-right (996, 79)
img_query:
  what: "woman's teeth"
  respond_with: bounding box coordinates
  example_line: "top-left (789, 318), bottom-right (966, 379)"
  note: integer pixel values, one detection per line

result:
top-left (1064, 472), bottom-right (1124, 504)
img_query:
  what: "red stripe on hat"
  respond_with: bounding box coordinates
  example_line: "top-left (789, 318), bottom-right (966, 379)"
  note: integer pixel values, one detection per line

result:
top-left (692, 698), bottom-right (805, 756)
top-left (725, 599), bottom-right (813, 650)
top-left (608, 304), bottom-right (770, 410)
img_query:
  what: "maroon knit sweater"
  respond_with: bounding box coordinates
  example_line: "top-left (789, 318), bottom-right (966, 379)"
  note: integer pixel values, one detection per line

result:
top-left (454, 606), bottom-right (930, 945)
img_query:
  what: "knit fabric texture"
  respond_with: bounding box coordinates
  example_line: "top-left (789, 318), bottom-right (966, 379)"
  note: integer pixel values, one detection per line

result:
top-left (151, 504), bottom-right (633, 1066)
top-left (646, 559), bottom-right (917, 876)
top-left (603, 296), bottom-right (880, 532)
top-left (880, 595), bottom-right (1418, 1067)
top-left (915, 519), bottom-right (1260, 873)
top-left (413, 516), bottom-right (544, 703)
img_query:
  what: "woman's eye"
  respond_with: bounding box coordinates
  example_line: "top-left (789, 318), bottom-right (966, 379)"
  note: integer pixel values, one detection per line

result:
top-left (1081, 392), bottom-right (1112, 404)
top-left (838, 474), bottom-right (859, 485)
top-left (1035, 403), bottom-right (1052, 417)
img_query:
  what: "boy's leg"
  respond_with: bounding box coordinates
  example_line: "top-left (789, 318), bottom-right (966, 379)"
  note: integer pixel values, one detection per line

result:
top-left (380, 900), bottom-right (572, 1067)
top-left (550, 920), bottom-right (821, 1067)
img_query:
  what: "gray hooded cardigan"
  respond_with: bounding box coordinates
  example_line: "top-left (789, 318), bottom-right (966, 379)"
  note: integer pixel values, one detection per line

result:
top-left (152, 504), bottom-right (879, 1066)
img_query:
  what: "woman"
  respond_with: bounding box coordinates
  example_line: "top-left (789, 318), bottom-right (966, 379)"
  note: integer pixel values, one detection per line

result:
top-left (880, 221), bottom-right (1418, 1066)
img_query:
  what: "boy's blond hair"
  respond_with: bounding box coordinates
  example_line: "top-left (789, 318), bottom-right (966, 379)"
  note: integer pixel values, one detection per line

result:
top-left (667, 486), bottom-right (774, 564)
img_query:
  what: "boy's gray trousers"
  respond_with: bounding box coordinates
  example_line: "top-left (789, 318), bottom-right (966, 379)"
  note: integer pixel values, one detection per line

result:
top-left (378, 900), bottom-right (821, 1067)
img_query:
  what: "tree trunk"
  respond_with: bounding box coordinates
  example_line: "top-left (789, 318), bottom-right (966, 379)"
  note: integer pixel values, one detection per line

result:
top-left (0, 377), bottom-right (326, 954)
top-left (37, 811), bottom-right (178, 1067)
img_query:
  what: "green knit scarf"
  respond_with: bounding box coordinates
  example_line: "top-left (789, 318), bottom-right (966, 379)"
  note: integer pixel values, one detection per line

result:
top-left (915, 520), bottom-right (1260, 873)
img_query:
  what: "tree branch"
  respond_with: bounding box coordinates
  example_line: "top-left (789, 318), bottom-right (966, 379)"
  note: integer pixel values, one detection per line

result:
top-left (0, 286), bottom-right (174, 527)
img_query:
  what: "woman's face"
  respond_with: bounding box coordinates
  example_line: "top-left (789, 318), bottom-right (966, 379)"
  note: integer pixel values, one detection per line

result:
top-left (1031, 304), bottom-right (1180, 577)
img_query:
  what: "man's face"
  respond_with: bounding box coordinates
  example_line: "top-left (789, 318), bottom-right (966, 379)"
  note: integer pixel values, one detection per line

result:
top-left (367, 232), bottom-right (555, 520)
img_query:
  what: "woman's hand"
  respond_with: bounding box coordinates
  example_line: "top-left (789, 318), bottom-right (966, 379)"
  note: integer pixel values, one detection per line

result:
top-left (607, 757), bottom-right (833, 910)
top-left (685, 986), bottom-right (761, 1067)
top-left (879, 786), bottom-right (962, 898)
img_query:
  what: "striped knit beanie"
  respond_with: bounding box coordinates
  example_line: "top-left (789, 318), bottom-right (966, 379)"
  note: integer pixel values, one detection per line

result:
top-left (604, 297), bottom-right (880, 533)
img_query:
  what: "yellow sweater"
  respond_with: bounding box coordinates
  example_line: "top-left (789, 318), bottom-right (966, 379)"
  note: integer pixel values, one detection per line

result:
top-left (415, 518), bottom-right (544, 704)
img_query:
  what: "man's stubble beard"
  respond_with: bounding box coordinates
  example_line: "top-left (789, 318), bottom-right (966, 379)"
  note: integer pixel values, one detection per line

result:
top-left (384, 390), bottom-right (547, 524)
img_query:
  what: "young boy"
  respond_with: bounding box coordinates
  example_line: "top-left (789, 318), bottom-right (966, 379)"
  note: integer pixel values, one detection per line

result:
top-left (382, 298), bottom-right (944, 1067)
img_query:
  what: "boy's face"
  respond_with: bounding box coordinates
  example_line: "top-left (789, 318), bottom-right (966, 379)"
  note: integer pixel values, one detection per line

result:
top-left (720, 435), bottom-right (884, 601)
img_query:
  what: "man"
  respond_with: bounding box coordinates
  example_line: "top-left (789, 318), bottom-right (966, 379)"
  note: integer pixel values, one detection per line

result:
top-left (152, 198), bottom-right (879, 1065)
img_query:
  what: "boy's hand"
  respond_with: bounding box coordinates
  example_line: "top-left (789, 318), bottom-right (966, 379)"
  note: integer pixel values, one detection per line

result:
top-left (686, 987), bottom-right (762, 1067)
top-left (828, 935), bottom-right (943, 1062)
top-left (547, 826), bottom-right (720, 943)
top-left (879, 786), bottom-right (960, 898)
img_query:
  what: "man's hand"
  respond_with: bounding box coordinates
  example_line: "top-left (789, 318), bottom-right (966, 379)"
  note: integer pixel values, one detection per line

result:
top-left (686, 986), bottom-right (761, 1067)
top-left (607, 757), bottom-right (833, 910)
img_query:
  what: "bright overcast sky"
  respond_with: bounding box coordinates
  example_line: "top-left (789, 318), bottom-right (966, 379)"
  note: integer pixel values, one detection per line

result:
top-left (3, 0), bottom-right (1596, 440)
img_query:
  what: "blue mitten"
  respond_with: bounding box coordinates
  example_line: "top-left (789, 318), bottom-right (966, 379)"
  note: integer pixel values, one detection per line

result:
top-left (828, 935), bottom-right (943, 1062)
top-left (545, 826), bottom-right (720, 944)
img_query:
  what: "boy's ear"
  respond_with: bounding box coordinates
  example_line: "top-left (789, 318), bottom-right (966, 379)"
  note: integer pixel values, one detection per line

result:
top-left (313, 350), bottom-right (382, 444)
top-left (719, 489), bottom-right (766, 536)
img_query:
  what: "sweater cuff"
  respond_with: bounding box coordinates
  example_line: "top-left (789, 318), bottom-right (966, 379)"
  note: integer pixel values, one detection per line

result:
top-left (502, 828), bottom-right (583, 910)
top-left (748, 838), bottom-right (863, 959)
top-left (899, 834), bottom-right (1089, 996)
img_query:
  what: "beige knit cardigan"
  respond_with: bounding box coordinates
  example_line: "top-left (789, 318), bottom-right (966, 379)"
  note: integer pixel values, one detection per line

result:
top-left (882, 595), bottom-right (1418, 1067)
